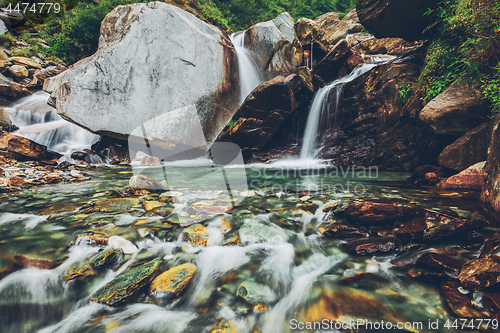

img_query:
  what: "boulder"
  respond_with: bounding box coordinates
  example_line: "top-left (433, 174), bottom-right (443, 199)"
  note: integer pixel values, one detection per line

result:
top-left (44, 2), bottom-right (239, 150)
top-left (0, 131), bottom-right (47, 160)
top-left (9, 56), bottom-right (41, 69)
top-left (439, 281), bottom-right (486, 318)
top-left (315, 12), bottom-right (340, 32)
top-left (416, 252), bottom-right (464, 277)
top-left (342, 236), bottom-right (399, 255)
top-left (65, 262), bottom-right (97, 281)
top-left (294, 18), bottom-right (326, 45)
top-left (438, 122), bottom-right (490, 171)
top-left (129, 174), bottom-right (162, 191)
top-left (89, 247), bottom-right (123, 268)
top-left (422, 218), bottom-right (487, 243)
top-left (345, 201), bottom-right (423, 224)
top-left (352, 37), bottom-right (417, 55)
top-left (481, 115), bottom-right (500, 222)
top-left (246, 13), bottom-right (302, 79)
top-left (165, 0), bottom-right (200, 16)
top-left (312, 39), bottom-right (351, 83)
top-left (216, 73), bottom-right (312, 154)
top-left (345, 32), bottom-right (374, 48)
top-left (0, 108), bottom-right (17, 132)
top-left (149, 263), bottom-right (196, 299)
top-left (419, 82), bottom-right (488, 135)
top-left (237, 280), bottom-right (277, 304)
top-left (322, 224), bottom-right (369, 238)
top-left (91, 258), bottom-right (162, 306)
top-left (0, 75), bottom-right (29, 102)
top-left (8, 64), bottom-right (28, 78)
top-left (0, 8), bottom-right (24, 27)
top-left (436, 161), bottom-right (485, 190)
top-left (459, 257), bottom-right (500, 290)
top-left (356, 0), bottom-right (440, 41)
top-left (0, 20), bottom-right (7, 35)
top-left (321, 8), bottom-right (363, 45)
top-left (182, 224), bottom-right (208, 246)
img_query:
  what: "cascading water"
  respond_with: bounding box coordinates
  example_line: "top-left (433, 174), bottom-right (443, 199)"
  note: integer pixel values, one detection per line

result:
top-left (299, 63), bottom-right (378, 160)
top-left (230, 32), bottom-right (263, 104)
top-left (6, 91), bottom-right (100, 157)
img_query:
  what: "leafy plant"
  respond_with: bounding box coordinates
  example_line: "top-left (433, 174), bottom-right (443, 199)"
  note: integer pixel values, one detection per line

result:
top-left (399, 83), bottom-right (412, 103)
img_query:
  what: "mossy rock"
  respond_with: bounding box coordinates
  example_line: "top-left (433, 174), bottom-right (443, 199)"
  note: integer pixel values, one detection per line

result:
top-left (149, 263), bottom-right (196, 299)
top-left (182, 224), bottom-right (208, 246)
top-left (237, 281), bottom-right (277, 304)
top-left (89, 247), bottom-right (122, 269)
top-left (91, 258), bottom-right (162, 306)
top-left (210, 320), bottom-right (236, 333)
top-left (64, 262), bottom-right (97, 281)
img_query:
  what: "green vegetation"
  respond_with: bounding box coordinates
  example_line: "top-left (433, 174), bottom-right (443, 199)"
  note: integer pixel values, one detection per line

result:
top-left (30, 0), bottom-right (355, 64)
top-left (418, 0), bottom-right (500, 112)
top-left (399, 83), bottom-right (412, 103)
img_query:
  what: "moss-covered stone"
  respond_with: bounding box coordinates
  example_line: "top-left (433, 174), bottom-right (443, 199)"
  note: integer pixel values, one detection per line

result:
top-left (89, 247), bottom-right (122, 269)
top-left (149, 263), bottom-right (196, 299)
top-left (91, 258), bottom-right (162, 306)
top-left (65, 262), bottom-right (97, 281)
top-left (182, 224), bottom-right (208, 246)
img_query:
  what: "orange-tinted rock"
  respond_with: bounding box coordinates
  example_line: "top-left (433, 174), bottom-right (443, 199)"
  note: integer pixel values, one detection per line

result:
top-left (424, 172), bottom-right (440, 184)
top-left (416, 252), bottom-right (464, 277)
top-left (210, 320), bottom-right (236, 333)
top-left (313, 40), bottom-right (351, 83)
top-left (0, 131), bottom-right (47, 160)
top-left (149, 263), bottom-right (196, 299)
top-left (182, 224), bottom-right (208, 246)
top-left (393, 218), bottom-right (427, 243)
top-left (407, 269), bottom-right (448, 283)
top-left (480, 235), bottom-right (500, 258)
top-left (342, 236), bottom-right (399, 255)
top-left (13, 255), bottom-right (55, 269)
top-left (440, 281), bottom-right (486, 318)
top-left (459, 257), bottom-right (500, 290)
top-left (345, 201), bottom-right (423, 224)
top-left (345, 51), bottom-right (364, 70)
top-left (437, 161), bottom-right (485, 190)
top-left (8, 176), bottom-right (25, 186)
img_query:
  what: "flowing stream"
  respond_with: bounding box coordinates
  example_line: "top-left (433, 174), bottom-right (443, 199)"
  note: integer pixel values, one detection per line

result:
top-left (6, 91), bottom-right (100, 156)
top-left (230, 32), bottom-right (263, 104)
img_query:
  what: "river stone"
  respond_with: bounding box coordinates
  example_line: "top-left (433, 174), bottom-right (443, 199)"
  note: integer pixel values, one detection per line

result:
top-left (210, 321), bottom-right (236, 333)
top-left (315, 12), bottom-right (340, 35)
top-left (313, 39), bottom-right (351, 83)
top-left (0, 108), bottom-right (17, 132)
top-left (439, 281), bottom-right (486, 318)
top-left (438, 122), bottom-right (490, 171)
top-left (459, 257), bottom-right (500, 290)
top-left (246, 13), bottom-right (302, 79)
top-left (65, 262), bottom-right (97, 281)
top-left (345, 201), bottom-right (423, 224)
top-left (352, 37), bottom-right (416, 55)
top-left (239, 221), bottom-right (288, 244)
top-left (341, 236), bottom-right (400, 255)
top-left (182, 224), bottom-right (208, 246)
top-left (294, 18), bottom-right (327, 45)
top-left (108, 235), bottom-right (138, 254)
top-left (356, 0), bottom-right (440, 41)
top-left (482, 293), bottom-right (500, 315)
top-left (419, 82), bottom-right (488, 135)
top-left (436, 161), bottom-right (485, 190)
top-left (416, 252), bottom-right (464, 277)
top-left (8, 64), bottom-right (28, 78)
top-left (237, 280), bottom-right (277, 304)
top-left (129, 174), bottom-right (162, 191)
top-left (9, 56), bottom-right (41, 69)
top-left (216, 74), bottom-right (312, 155)
top-left (92, 197), bottom-right (140, 212)
top-left (321, 8), bottom-right (363, 46)
top-left (0, 131), bottom-right (47, 160)
top-left (422, 218), bottom-right (487, 243)
top-left (91, 258), bottom-right (162, 306)
top-left (44, 2), bottom-right (239, 149)
top-left (89, 247), bottom-right (122, 268)
top-left (322, 224), bottom-right (369, 238)
top-left (149, 263), bottom-right (196, 299)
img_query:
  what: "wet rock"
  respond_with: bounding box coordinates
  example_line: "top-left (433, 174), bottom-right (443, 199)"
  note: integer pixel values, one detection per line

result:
top-left (222, 233), bottom-right (242, 246)
top-left (407, 269), bottom-right (448, 283)
top-left (322, 224), bottom-right (369, 238)
top-left (423, 218), bottom-right (486, 243)
top-left (8, 64), bottom-right (28, 78)
top-left (313, 39), bottom-right (351, 83)
top-left (459, 257), bottom-right (500, 290)
top-left (237, 281), bottom-right (277, 304)
top-left (0, 131), bottom-right (47, 160)
top-left (460, 231), bottom-right (484, 248)
top-left (352, 37), bottom-right (416, 55)
top-left (320, 8), bottom-right (363, 45)
top-left (13, 255), bottom-right (55, 269)
top-left (294, 18), bottom-right (326, 45)
top-left (356, 0), bottom-right (439, 41)
top-left (438, 122), bottom-right (490, 172)
top-left (90, 198), bottom-right (140, 213)
top-left (239, 221), bottom-right (288, 245)
top-left (346, 32), bottom-right (374, 48)
top-left (436, 161), bottom-right (485, 190)
top-left (8, 175), bottom-right (25, 186)
top-left (481, 115), bottom-right (500, 224)
top-left (143, 201), bottom-right (164, 211)
top-left (91, 258), bottom-right (162, 306)
top-left (182, 224), bottom-right (208, 246)
top-left (0, 108), bottom-right (17, 132)
top-left (64, 262), bottom-right (97, 281)
top-left (393, 218), bottom-right (427, 243)
top-left (440, 281), bottom-right (486, 318)
top-left (89, 247), bottom-right (122, 269)
top-left (419, 82), bottom-right (488, 135)
top-left (211, 321), bottom-right (236, 333)
top-left (26, 67), bottom-right (64, 89)
top-left (482, 293), bottom-right (500, 316)
top-left (345, 201), bottom-right (423, 224)
top-left (480, 235), bottom-right (500, 258)
top-left (45, 2), bottom-right (239, 147)
top-left (416, 252), bottom-right (464, 278)
top-left (149, 263), bottom-right (196, 300)
top-left (129, 174), bottom-right (162, 191)
top-left (406, 165), bottom-right (450, 185)
top-left (216, 74), bottom-right (312, 153)
top-left (341, 236), bottom-right (399, 255)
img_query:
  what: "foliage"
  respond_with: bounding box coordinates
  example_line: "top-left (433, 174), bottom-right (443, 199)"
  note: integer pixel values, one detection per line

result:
top-left (418, 0), bottom-right (500, 112)
top-left (0, 33), bottom-right (17, 49)
top-left (399, 83), bottom-right (412, 103)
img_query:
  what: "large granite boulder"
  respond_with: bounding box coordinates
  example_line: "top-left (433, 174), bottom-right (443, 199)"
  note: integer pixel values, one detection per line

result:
top-left (321, 8), bottom-right (363, 46)
top-left (437, 161), bottom-right (485, 190)
top-left (438, 122), bottom-right (490, 171)
top-left (481, 115), bottom-right (500, 223)
top-left (245, 13), bottom-right (302, 79)
top-left (0, 131), bottom-right (48, 160)
top-left (356, 0), bottom-right (440, 41)
top-left (419, 82), bottom-right (488, 135)
top-left (44, 2), bottom-right (239, 151)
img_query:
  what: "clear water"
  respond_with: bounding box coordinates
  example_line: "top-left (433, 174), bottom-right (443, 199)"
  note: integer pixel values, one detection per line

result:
top-left (0, 163), bottom-right (488, 333)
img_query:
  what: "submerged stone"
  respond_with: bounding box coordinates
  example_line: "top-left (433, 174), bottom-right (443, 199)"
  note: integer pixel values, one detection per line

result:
top-left (129, 175), bottom-right (162, 192)
top-left (344, 201), bottom-right (423, 224)
top-left (91, 258), bottom-right (162, 307)
top-left (422, 218), bottom-right (487, 243)
top-left (322, 224), bottom-right (369, 238)
top-left (13, 255), bottom-right (55, 269)
top-left (91, 198), bottom-right (140, 213)
top-left (440, 281), bottom-right (486, 318)
top-left (341, 236), bottom-right (399, 256)
top-left (64, 262), bottom-right (97, 281)
top-left (210, 321), bottom-right (236, 333)
top-left (182, 224), bottom-right (208, 246)
top-left (239, 221), bottom-right (288, 245)
top-left (149, 263), bottom-right (196, 300)
top-left (89, 247), bottom-right (122, 269)
top-left (416, 252), bottom-right (464, 278)
top-left (237, 281), bottom-right (277, 304)
top-left (393, 218), bottom-right (427, 244)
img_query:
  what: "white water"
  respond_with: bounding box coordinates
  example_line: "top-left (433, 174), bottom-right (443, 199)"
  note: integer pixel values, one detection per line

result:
top-left (6, 91), bottom-right (99, 156)
top-left (230, 32), bottom-right (263, 104)
top-left (300, 63), bottom-right (377, 159)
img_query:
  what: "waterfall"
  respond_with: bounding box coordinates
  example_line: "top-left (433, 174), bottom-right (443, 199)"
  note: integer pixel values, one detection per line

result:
top-left (299, 63), bottom-right (378, 160)
top-left (6, 91), bottom-right (100, 156)
top-left (230, 32), bottom-right (263, 104)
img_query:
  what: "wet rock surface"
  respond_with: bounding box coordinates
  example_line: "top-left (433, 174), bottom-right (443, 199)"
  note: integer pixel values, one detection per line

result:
top-left (345, 201), bottom-right (423, 224)
top-left (342, 236), bottom-right (399, 255)
top-left (149, 263), bottom-right (196, 300)
top-left (459, 257), bottom-right (500, 290)
top-left (437, 161), bottom-right (485, 190)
